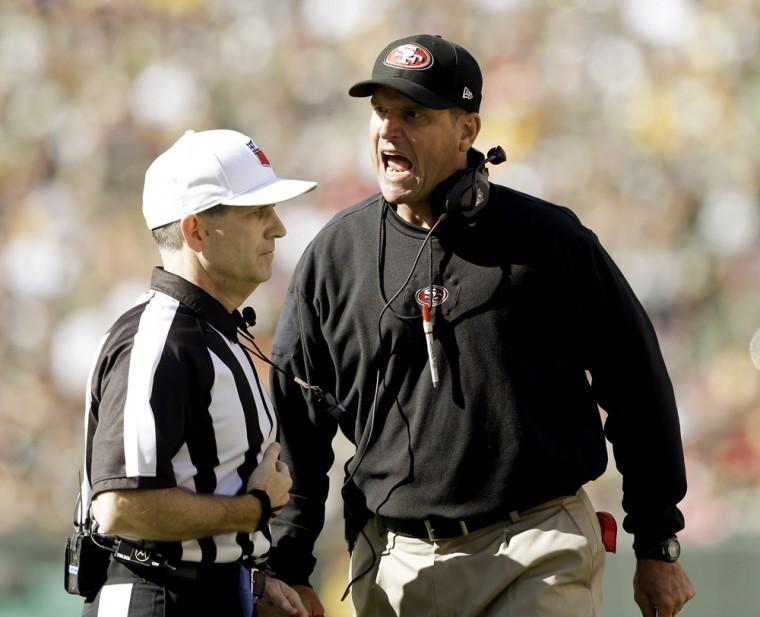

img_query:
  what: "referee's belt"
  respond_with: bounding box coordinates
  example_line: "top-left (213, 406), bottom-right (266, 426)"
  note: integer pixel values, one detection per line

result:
top-left (162, 560), bottom-right (242, 580)
top-left (108, 536), bottom-right (243, 580)
top-left (110, 541), bottom-right (269, 596)
top-left (377, 509), bottom-right (524, 542)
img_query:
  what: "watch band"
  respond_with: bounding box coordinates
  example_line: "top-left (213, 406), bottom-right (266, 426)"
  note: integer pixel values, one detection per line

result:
top-left (248, 489), bottom-right (272, 532)
top-left (635, 536), bottom-right (680, 562)
top-left (250, 568), bottom-right (267, 598)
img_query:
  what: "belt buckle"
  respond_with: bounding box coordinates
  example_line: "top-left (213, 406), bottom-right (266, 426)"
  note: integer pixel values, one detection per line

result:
top-left (423, 519), bottom-right (437, 542)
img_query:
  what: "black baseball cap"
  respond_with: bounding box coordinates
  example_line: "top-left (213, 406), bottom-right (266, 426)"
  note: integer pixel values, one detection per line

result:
top-left (349, 34), bottom-right (482, 113)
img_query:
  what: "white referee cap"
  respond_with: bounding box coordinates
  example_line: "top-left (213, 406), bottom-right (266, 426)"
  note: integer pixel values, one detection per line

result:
top-left (142, 129), bottom-right (317, 230)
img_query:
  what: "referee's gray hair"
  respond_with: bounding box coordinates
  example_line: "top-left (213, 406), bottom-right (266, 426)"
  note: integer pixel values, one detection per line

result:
top-left (151, 220), bottom-right (183, 251)
top-left (151, 205), bottom-right (230, 250)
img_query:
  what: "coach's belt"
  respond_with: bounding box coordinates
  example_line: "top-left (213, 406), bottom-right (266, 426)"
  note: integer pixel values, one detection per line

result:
top-left (378, 510), bottom-right (522, 542)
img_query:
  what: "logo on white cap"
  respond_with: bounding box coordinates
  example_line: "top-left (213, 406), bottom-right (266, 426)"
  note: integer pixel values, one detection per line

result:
top-left (245, 140), bottom-right (271, 167)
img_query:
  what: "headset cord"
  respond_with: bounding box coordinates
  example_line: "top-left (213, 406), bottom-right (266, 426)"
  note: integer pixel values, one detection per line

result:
top-left (429, 230), bottom-right (435, 320)
top-left (341, 202), bottom-right (447, 599)
top-left (377, 201), bottom-right (447, 320)
top-left (236, 325), bottom-right (346, 419)
top-left (349, 202), bottom-right (447, 485)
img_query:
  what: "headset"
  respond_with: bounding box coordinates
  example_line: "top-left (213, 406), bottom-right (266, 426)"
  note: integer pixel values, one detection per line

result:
top-left (430, 145), bottom-right (507, 222)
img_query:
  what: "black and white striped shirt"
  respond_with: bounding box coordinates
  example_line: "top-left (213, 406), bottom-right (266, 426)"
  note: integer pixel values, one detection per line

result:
top-left (79, 267), bottom-right (276, 564)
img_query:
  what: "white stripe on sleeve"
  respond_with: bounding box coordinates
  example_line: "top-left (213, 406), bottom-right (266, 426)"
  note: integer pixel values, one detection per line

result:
top-left (123, 292), bottom-right (179, 477)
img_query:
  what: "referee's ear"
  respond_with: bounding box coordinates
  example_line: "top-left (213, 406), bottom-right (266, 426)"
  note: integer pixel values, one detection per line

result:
top-left (180, 214), bottom-right (204, 252)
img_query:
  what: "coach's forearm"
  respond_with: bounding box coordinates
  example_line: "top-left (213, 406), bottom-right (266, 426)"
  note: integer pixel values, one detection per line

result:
top-left (92, 487), bottom-right (264, 541)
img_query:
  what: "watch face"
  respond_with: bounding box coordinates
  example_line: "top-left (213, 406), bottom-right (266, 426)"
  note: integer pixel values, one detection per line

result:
top-left (665, 538), bottom-right (681, 561)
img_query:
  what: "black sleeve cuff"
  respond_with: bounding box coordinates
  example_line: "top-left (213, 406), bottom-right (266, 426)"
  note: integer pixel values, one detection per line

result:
top-left (266, 543), bottom-right (317, 587)
top-left (632, 530), bottom-right (677, 553)
top-left (248, 489), bottom-right (272, 532)
top-left (634, 535), bottom-right (680, 561)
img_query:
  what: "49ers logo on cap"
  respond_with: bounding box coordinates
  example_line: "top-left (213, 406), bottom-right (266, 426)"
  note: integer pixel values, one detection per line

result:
top-left (384, 44), bottom-right (434, 70)
top-left (415, 285), bottom-right (449, 308)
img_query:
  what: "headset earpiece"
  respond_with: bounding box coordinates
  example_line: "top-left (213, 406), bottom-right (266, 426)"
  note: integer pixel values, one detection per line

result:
top-left (431, 146), bottom-right (506, 223)
top-left (430, 169), bottom-right (477, 219)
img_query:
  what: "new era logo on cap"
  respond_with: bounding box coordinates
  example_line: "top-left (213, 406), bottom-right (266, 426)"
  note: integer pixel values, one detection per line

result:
top-left (462, 86), bottom-right (473, 100)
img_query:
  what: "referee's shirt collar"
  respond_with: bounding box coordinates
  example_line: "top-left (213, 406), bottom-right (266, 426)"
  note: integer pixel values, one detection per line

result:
top-left (150, 267), bottom-right (240, 340)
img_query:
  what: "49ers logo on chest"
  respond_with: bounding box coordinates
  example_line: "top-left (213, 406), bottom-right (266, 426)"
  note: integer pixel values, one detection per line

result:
top-left (384, 44), bottom-right (434, 70)
top-left (415, 285), bottom-right (449, 308)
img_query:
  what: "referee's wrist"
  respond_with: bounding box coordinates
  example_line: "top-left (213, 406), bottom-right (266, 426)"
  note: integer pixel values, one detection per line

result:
top-left (248, 488), bottom-right (272, 532)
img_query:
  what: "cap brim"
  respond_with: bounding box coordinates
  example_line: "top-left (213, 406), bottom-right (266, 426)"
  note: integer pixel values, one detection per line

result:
top-left (349, 77), bottom-right (454, 110)
top-left (221, 177), bottom-right (318, 206)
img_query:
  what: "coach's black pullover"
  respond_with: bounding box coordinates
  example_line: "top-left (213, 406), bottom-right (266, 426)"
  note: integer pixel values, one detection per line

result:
top-left (269, 186), bottom-right (686, 585)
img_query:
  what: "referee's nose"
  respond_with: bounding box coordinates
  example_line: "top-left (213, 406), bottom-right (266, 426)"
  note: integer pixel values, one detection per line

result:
top-left (265, 206), bottom-right (287, 239)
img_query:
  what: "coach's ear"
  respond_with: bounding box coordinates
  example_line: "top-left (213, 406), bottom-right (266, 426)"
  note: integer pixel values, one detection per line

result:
top-left (458, 112), bottom-right (481, 153)
top-left (180, 214), bottom-right (203, 252)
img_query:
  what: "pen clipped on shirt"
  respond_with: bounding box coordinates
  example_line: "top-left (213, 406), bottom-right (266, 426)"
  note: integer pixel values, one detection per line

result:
top-left (421, 303), bottom-right (439, 390)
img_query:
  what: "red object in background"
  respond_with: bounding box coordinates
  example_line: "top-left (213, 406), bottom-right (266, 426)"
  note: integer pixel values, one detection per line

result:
top-left (596, 511), bottom-right (617, 553)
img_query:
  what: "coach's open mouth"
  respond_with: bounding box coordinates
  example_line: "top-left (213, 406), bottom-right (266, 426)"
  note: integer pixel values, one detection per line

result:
top-left (382, 151), bottom-right (413, 177)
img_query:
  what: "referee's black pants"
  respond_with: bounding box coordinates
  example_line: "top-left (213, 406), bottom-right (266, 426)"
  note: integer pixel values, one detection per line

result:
top-left (83, 557), bottom-right (251, 617)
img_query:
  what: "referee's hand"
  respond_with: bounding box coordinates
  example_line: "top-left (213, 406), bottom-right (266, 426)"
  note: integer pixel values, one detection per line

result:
top-left (248, 442), bottom-right (292, 510)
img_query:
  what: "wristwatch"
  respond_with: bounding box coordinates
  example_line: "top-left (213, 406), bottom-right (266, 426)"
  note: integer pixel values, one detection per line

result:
top-left (636, 536), bottom-right (681, 562)
top-left (248, 489), bottom-right (272, 532)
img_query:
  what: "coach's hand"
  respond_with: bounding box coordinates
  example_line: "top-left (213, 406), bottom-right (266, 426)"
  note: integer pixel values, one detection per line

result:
top-left (257, 577), bottom-right (308, 617)
top-left (292, 585), bottom-right (326, 617)
top-left (248, 442), bottom-right (292, 510)
top-left (634, 559), bottom-right (695, 617)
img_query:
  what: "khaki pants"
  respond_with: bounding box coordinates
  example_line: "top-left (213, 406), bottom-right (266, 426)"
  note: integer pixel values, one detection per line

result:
top-left (350, 489), bottom-right (605, 617)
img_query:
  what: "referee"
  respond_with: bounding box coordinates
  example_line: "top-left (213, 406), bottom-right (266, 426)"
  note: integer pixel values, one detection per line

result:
top-left (76, 129), bottom-right (315, 617)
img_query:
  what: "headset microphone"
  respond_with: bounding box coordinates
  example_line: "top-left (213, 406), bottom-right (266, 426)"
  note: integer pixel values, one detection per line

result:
top-left (235, 308), bottom-right (347, 421)
top-left (241, 306), bottom-right (257, 328)
top-left (485, 145), bottom-right (507, 166)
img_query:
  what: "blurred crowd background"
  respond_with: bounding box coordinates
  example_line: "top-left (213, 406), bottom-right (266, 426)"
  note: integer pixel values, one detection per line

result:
top-left (0, 0), bottom-right (758, 615)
